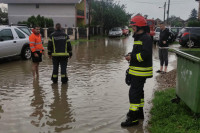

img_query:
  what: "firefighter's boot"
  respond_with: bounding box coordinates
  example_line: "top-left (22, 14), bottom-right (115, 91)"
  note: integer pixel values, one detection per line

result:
top-left (121, 110), bottom-right (139, 127)
top-left (126, 107), bottom-right (144, 119)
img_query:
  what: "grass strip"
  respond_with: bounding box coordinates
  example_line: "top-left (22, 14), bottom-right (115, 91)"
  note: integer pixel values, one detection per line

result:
top-left (149, 88), bottom-right (200, 133)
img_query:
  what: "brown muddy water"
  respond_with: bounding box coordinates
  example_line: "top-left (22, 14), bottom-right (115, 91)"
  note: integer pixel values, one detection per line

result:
top-left (0, 36), bottom-right (177, 133)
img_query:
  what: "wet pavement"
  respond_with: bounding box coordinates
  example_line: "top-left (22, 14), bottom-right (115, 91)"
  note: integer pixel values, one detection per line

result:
top-left (0, 36), bottom-right (177, 133)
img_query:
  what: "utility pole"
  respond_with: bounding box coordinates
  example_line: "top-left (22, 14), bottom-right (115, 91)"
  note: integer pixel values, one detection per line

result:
top-left (167, 0), bottom-right (170, 25)
top-left (198, 0), bottom-right (200, 20)
top-left (88, 0), bottom-right (91, 40)
top-left (164, 2), bottom-right (166, 23)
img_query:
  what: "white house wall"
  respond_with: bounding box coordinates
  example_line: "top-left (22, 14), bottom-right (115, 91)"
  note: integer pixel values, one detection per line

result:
top-left (8, 4), bottom-right (76, 27)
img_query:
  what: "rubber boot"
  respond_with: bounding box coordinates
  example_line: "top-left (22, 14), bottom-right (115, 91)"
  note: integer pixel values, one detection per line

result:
top-left (126, 107), bottom-right (144, 119)
top-left (121, 110), bottom-right (139, 127)
top-left (61, 77), bottom-right (68, 84)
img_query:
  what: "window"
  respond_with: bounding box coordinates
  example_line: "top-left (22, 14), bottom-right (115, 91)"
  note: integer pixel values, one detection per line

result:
top-left (18, 27), bottom-right (31, 36)
top-left (15, 28), bottom-right (26, 39)
top-left (156, 28), bottom-right (160, 32)
top-left (36, 4), bottom-right (39, 9)
top-left (0, 29), bottom-right (14, 41)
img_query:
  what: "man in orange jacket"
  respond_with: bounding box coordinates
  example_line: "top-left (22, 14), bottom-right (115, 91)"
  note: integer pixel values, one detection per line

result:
top-left (29, 25), bottom-right (44, 79)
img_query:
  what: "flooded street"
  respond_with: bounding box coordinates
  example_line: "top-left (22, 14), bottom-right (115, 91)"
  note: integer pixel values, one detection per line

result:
top-left (0, 36), bottom-right (177, 133)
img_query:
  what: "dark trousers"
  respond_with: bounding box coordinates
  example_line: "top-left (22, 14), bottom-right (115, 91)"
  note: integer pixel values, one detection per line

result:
top-left (129, 76), bottom-right (146, 104)
top-left (159, 49), bottom-right (168, 66)
top-left (52, 57), bottom-right (68, 83)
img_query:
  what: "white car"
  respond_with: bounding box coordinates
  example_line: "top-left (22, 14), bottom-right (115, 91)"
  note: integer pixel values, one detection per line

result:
top-left (109, 27), bottom-right (123, 37)
top-left (153, 27), bottom-right (160, 44)
top-left (0, 25), bottom-right (31, 60)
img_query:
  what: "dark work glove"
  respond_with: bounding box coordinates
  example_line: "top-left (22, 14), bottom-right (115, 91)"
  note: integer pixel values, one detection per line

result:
top-left (125, 68), bottom-right (131, 86)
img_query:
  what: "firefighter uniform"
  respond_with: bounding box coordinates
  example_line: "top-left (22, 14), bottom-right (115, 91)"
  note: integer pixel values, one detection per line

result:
top-left (29, 33), bottom-right (44, 62)
top-left (121, 16), bottom-right (153, 127)
top-left (48, 30), bottom-right (72, 83)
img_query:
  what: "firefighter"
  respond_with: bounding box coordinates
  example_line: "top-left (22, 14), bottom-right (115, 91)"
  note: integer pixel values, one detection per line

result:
top-left (121, 16), bottom-right (153, 127)
top-left (48, 23), bottom-right (72, 84)
top-left (29, 25), bottom-right (44, 79)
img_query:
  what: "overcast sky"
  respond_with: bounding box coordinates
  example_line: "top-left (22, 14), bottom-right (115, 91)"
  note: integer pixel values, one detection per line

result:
top-left (114, 0), bottom-right (199, 20)
top-left (0, 0), bottom-right (199, 20)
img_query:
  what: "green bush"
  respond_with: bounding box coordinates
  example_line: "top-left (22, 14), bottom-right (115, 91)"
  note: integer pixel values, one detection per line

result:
top-left (187, 20), bottom-right (200, 27)
top-left (18, 15), bottom-right (54, 28)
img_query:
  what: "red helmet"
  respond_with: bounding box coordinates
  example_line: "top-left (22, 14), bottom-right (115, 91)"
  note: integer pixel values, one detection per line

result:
top-left (130, 16), bottom-right (147, 27)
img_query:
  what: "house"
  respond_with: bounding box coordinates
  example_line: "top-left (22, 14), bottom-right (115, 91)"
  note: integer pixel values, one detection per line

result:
top-left (2, 0), bottom-right (88, 27)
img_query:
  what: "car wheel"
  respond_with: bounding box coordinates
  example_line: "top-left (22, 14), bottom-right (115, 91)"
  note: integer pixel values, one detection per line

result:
top-left (21, 47), bottom-right (31, 60)
top-left (186, 40), bottom-right (195, 48)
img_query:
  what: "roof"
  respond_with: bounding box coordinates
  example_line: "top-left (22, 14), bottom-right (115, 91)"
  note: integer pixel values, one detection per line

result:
top-left (2, 0), bottom-right (82, 4)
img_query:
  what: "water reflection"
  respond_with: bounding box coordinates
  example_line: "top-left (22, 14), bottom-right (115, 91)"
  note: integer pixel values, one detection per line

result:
top-left (30, 79), bottom-right (45, 127)
top-left (46, 84), bottom-right (74, 132)
top-left (0, 104), bottom-right (3, 119)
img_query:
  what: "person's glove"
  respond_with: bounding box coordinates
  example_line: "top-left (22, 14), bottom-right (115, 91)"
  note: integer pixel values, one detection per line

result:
top-left (125, 68), bottom-right (131, 86)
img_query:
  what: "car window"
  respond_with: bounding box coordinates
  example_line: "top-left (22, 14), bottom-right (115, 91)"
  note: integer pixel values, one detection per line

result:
top-left (171, 28), bottom-right (178, 33)
top-left (156, 28), bottom-right (160, 32)
top-left (15, 28), bottom-right (26, 39)
top-left (147, 21), bottom-right (153, 26)
top-left (18, 27), bottom-right (31, 36)
top-left (111, 27), bottom-right (121, 31)
top-left (0, 29), bottom-right (14, 41)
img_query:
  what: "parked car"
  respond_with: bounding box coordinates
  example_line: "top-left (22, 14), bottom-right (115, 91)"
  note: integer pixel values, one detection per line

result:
top-left (108, 27), bottom-right (123, 37)
top-left (122, 26), bottom-right (129, 36)
top-left (153, 27), bottom-right (176, 44)
top-left (178, 27), bottom-right (200, 48)
top-left (170, 27), bottom-right (182, 40)
top-left (0, 25), bottom-right (31, 60)
top-left (153, 27), bottom-right (160, 44)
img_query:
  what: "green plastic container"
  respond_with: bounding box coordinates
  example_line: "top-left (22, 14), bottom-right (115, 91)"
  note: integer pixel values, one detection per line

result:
top-left (173, 49), bottom-right (200, 113)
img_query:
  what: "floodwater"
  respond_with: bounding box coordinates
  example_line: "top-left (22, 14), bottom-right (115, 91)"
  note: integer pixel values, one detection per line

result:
top-left (0, 36), bottom-right (177, 133)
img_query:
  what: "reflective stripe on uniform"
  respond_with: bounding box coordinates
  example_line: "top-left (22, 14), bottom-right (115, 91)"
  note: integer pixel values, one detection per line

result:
top-left (30, 46), bottom-right (35, 49)
top-left (136, 53), bottom-right (143, 62)
top-left (129, 66), bottom-right (152, 71)
top-left (52, 53), bottom-right (69, 56)
top-left (129, 69), bottom-right (153, 77)
top-left (129, 104), bottom-right (140, 111)
top-left (139, 99), bottom-right (144, 107)
top-left (53, 75), bottom-right (58, 78)
top-left (134, 41), bottom-right (143, 45)
top-left (61, 75), bottom-right (66, 78)
top-left (52, 37), bottom-right (56, 53)
top-left (132, 120), bottom-right (138, 123)
top-left (35, 42), bottom-right (42, 45)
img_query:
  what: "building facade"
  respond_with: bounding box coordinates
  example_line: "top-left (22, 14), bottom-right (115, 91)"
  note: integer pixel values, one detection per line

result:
top-left (2, 0), bottom-right (88, 27)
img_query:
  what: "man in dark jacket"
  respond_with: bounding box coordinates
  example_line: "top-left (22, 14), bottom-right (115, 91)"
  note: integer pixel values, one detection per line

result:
top-left (157, 22), bottom-right (170, 74)
top-left (122, 15), bottom-right (153, 127)
top-left (48, 23), bottom-right (72, 84)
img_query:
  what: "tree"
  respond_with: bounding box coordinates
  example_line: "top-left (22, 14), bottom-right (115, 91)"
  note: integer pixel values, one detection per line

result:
top-left (18, 15), bottom-right (54, 28)
top-left (187, 20), bottom-right (200, 27)
top-left (168, 15), bottom-right (184, 27)
top-left (91, 0), bottom-right (132, 32)
top-left (0, 7), bottom-right (8, 25)
top-left (188, 8), bottom-right (198, 21)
